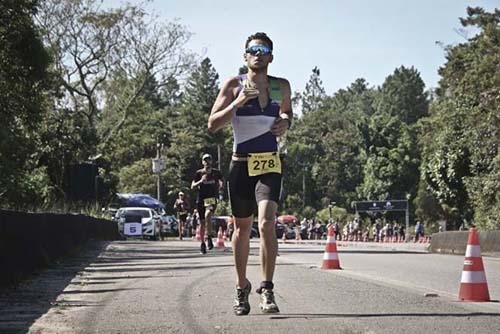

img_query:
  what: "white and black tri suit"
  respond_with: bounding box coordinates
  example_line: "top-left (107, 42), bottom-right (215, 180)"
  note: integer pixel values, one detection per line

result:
top-left (229, 75), bottom-right (284, 218)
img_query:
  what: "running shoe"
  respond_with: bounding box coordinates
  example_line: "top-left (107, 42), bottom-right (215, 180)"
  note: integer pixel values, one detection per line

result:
top-left (200, 242), bottom-right (207, 254)
top-left (233, 281), bottom-right (251, 316)
top-left (207, 237), bottom-right (214, 250)
top-left (257, 288), bottom-right (280, 313)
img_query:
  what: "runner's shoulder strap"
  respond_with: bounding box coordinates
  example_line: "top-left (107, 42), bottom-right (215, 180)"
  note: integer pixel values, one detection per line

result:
top-left (269, 76), bottom-right (282, 103)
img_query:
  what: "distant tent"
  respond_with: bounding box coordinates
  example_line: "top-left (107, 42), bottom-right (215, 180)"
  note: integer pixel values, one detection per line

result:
top-left (116, 193), bottom-right (166, 211)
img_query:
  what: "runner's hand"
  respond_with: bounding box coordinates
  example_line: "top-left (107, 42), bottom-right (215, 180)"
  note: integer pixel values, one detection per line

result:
top-left (233, 88), bottom-right (259, 107)
top-left (271, 117), bottom-right (289, 137)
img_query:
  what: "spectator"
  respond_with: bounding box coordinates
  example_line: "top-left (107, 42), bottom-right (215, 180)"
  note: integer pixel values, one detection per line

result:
top-left (393, 223), bottom-right (400, 241)
top-left (415, 221), bottom-right (424, 241)
top-left (399, 224), bottom-right (406, 241)
top-left (374, 220), bottom-right (382, 242)
top-left (333, 221), bottom-right (340, 240)
top-left (300, 218), bottom-right (308, 240)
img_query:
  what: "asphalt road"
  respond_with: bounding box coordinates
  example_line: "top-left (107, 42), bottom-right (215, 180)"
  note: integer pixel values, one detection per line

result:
top-left (1, 239), bottom-right (500, 334)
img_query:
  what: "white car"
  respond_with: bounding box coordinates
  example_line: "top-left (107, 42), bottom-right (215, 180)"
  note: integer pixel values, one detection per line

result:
top-left (115, 207), bottom-right (161, 240)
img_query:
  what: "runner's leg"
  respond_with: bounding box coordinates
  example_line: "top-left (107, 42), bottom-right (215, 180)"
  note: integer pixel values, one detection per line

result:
top-left (205, 208), bottom-right (213, 239)
top-left (257, 200), bottom-right (278, 282)
top-left (179, 216), bottom-right (184, 240)
top-left (232, 216), bottom-right (253, 288)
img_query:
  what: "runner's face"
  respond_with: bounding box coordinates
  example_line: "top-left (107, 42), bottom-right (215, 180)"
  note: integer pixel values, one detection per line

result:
top-left (244, 39), bottom-right (273, 70)
top-left (203, 158), bottom-right (212, 168)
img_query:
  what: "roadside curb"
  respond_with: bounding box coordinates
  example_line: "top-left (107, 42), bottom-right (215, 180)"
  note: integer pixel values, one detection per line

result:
top-left (279, 239), bottom-right (430, 252)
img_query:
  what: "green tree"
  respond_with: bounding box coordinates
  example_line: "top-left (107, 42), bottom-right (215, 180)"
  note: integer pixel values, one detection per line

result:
top-left (285, 79), bottom-right (374, 214)
top-left (0, 0), bottom-right (51, 206)
top-left (359, 66), bottom-right (428, 203)
top-left (298, 67), bottom-right (326, 114)
top-left (420, 7), bottom-right (500, 229)
top-left (33, 0), bottom-right (195, 203)
top-left (162, 57), bottom-right (229, 207)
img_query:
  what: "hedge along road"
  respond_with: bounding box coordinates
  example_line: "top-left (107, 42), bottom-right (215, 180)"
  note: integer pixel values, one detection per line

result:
top-left (3, 240), bottom-right (500, 334)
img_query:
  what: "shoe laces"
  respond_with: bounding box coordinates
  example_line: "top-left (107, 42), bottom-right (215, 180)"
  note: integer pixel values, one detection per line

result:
top-left (235, 284), bottom-right (250, 304)
top-left (258, 288), bottom-right (276, 305)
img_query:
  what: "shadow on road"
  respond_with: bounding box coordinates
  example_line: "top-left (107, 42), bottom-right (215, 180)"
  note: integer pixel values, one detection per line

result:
top-left (0, 241), bottom-right (110, 334)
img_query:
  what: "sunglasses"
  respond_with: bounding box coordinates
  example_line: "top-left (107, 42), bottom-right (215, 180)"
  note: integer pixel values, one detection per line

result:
top-left (245, 45), bottom-right (272, 56)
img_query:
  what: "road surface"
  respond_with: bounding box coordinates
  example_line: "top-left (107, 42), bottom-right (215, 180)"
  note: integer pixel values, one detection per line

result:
top-left (1, 239), bottom-right (499, 333)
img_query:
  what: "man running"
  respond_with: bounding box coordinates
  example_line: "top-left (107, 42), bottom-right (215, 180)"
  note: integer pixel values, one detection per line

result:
top-left (191, 153), bottom-right (224, 254)
top-left (208, 32), bottom-right (292, 315)
top-left (173, 191), bottom-right (190, 240)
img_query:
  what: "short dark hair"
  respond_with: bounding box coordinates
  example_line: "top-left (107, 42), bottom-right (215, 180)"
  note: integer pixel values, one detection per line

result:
top-left (245, 32), bottom-right (273, 51)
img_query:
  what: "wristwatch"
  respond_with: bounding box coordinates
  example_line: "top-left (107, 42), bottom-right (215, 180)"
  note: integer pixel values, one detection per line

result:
top-left (230, 103), bottom-right (239, 112)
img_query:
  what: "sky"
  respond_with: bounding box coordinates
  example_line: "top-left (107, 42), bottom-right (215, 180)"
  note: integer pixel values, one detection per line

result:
top-left (108, 0), bottom-right (498, 95)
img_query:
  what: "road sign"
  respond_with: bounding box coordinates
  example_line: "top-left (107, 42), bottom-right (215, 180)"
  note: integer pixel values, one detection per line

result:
top-left (152, 158), bottom-right (165, 174)
top-left (354, 200), bottom-right (407, 212)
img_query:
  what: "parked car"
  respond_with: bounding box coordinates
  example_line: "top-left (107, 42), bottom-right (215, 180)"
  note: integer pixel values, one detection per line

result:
top-left (275, 222), bottom-right (296, 239)
top-left (115, 207), bottom-right (161, 240)
top-left (160, 215), bottom-right (179, 237)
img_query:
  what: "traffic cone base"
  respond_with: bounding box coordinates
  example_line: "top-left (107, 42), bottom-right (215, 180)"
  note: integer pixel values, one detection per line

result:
top-left (458, 228), bottom-right (490, 302)
top-left (322, 227), bottom-right (341, 270)
top-left (459, 283), bottom-right (490, 302)
top-left (215, 227), bottom-right (225, 248)
top-left (195, 226), bottom-right (201, 241)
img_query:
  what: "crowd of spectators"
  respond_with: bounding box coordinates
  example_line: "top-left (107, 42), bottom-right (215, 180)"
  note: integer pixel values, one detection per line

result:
top-left (288, 217), bottom-right (421, 242)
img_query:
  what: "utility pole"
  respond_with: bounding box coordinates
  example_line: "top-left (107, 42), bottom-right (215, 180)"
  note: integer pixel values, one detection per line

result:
top-left (328, 201), bottom-right (336, 221)
top-left (217, 144), bottom-right (221, 171)
top-left (156, 141), bottom-right (161, 202)
top-left (302, 165), bottom-right (306, 208)
top-left (152, 137), bottom-right (164, 202)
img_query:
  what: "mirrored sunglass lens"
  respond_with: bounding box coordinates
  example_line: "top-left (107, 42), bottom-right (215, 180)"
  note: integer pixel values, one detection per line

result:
top-left (247, 45), bottom-right (271, 55)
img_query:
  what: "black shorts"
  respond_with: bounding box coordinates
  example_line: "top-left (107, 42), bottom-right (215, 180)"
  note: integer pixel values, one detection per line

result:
top-left (228, 160), bottom-right (282, 218)
top-left (196, 200), bottom-right (217, 221)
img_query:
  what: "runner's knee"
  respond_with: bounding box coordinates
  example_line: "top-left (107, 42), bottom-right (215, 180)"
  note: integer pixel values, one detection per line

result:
top-left (259, 218), bottom-right (274, 234)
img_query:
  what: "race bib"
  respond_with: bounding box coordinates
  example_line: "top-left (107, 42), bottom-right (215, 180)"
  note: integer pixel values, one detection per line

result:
top-left (247, 152), bottom-right (282, 176)
top-left (204, 197), bottom-right (217, 207)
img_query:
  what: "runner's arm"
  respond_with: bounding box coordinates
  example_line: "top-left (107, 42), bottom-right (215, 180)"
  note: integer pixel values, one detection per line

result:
top-left (208, 77), bottom-right (259, 132)
top-left (279, 78), bottom-right (293, 122)
top-left (271, 79), bottom-right (293, 136)
top-left (191, 172), bottom-right (202, 189)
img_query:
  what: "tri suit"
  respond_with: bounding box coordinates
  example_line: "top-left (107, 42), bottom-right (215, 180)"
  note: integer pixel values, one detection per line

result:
top-left (229, 74), bottom-right (284, 218)
top-left (194, 168), bottom-right (223, 219)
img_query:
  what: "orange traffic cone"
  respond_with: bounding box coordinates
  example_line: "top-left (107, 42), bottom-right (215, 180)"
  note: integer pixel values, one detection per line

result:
top-left (222, 229), bottom-right (228, 241)
top-left (215, 226), bottom-right (225, 248)
top-left (458, 228), bottom-right (490, 302)
top-left (322, 226), bottom-right (341, 270)
top-left (195, 225), bottom-right (201, 241)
